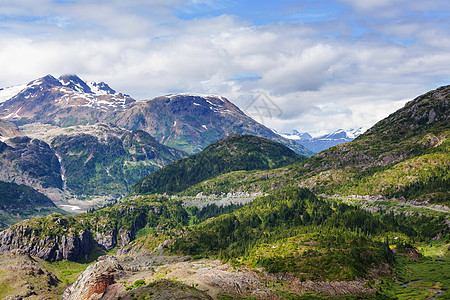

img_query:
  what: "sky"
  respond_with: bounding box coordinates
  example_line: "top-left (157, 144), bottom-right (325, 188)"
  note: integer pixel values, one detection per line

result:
top-left (0, 0), bottom-right (449, 136)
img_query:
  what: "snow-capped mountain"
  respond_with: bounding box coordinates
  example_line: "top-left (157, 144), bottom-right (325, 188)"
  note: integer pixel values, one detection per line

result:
top-left (0, 74), bottom-right (123, 104)
top-left (0, 75), bottom-right (313, 156)
top-left (277, 128), bottom-right (367, 153)
top-left (0, 74), bottom-right (135, 124)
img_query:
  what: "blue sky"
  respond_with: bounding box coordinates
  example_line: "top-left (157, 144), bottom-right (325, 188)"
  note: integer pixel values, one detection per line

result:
top-left (0, 0), bottom-right (449, 134)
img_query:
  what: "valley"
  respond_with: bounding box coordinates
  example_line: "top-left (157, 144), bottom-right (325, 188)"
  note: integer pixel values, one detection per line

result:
top-left (0, 79), bottom-right (448, 299)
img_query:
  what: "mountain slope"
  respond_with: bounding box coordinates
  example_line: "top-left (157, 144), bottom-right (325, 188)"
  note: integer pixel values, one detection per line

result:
top-left (280, 128), bottom-right (366, 153)
top-left (0, 77), bottom-right (313, 156)
top-left (175, 85), bottom-right (450, 204)
top-left (0, 136), bottom-right (63, 190)
top-left (0, 181), bottom-right (65, 227)
top-left (11, 123), bottom-right (185, 198)
top-left (133, 134), bottom-right (305, 195)
top-left (113, 93), bottom-right (313, 156)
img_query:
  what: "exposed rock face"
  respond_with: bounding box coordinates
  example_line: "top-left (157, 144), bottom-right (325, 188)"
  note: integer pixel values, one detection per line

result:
top-left (0, 224), bottom-right (93, 262)
top-left (63, 256), bottom-right (125, 300)
top-left (0, 136), bottom-right (62, 190)
top-left (289, 279), bottom-right (374, 296)
top-left (95, 230), bottom-right (117, 251)
top-left (0, 119), bottom-right (21, 139)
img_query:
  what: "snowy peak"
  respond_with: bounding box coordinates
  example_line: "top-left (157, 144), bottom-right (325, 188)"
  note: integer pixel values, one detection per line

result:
top-left (0, 75), bottom-right (60, 103)
top-left (59, 74), bottom-right (92, 94)
top-left (88, 81), bottom-right (117, 95)
top-left (0, 74), bottom-right (126, 105)
top-left (58, 75), bottom-right (118, 96)
top-left (277, 127), bottom-right (367, 153)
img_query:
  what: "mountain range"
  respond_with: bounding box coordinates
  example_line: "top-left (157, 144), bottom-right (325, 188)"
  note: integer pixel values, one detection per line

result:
top-left (175, 85), bottom-right (449, 205)
top-left (0, 79), bottom-right (448, 299)
top-left (277, 127), bottom-right (367, 153)
top-left (0, 74), bottom-right (312, 156)
top-left (0, 74), bottom-right (312, 214)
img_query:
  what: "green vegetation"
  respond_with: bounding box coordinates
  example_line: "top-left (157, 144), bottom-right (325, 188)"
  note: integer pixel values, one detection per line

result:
top-left (376, 238), bottom-right (450, 299)
top-left (133, 134), bottom-right (305, 195)
top-left (169, 86), bottom-right (450, 208)
top-left (172, 187), bottom-right (447, 281)
top-left (51, 129), bottom-right (184, 196)
top-left (186, 203), bottom-right (243, 225)
top-left (0, 181), bottom-right (65, 227)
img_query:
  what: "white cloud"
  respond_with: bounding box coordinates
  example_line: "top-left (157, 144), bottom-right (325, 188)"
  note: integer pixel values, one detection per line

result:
top-left (0, 0), bottom-right (448, 134)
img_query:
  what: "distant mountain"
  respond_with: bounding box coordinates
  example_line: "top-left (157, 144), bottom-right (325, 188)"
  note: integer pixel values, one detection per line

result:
top-left (277, 128), bottom-right (367, 153)
top-left (115, 93), bottom-right (313, 156)
top-left (0, 76), bottom-right (313, 156)
top-left (0, 74), bottom-right (135, 127)
top-left (133, 134), bottom-right (305, 195)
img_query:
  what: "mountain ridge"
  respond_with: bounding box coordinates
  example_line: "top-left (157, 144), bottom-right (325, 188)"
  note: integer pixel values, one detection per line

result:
top-left (0, 75), bottom-right (313, 156)
top-left (173, 84), bottom-right (450, 205)
top-left (277, 127), bottom-right (367, 153)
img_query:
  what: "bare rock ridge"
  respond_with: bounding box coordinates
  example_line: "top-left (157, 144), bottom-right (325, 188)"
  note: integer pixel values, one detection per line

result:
top-left (0, 223), bottom-right (93, 261)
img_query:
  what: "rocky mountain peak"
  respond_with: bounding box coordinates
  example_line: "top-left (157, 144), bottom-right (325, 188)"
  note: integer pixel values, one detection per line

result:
top-left (58, 74), bottom-right (92, 94)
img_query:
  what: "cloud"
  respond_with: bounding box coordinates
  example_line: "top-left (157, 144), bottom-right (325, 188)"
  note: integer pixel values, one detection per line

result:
top-left (0, 0), bottom-right (449, 134)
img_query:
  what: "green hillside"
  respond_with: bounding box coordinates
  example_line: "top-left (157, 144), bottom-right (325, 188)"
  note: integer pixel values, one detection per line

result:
top-left (51, 128), bottom-right (185, 196)
top-left (133, 134), bottom-right (305, 195)
top-left (176, 85), bottom-right (450, 205)
top-left (0, 181), bottom-right (65, 227)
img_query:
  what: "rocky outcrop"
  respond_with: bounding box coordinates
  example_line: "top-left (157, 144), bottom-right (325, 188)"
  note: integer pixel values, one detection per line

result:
top-left (289, 279), bottom-right (374, 296)
top-left (0, 119), bottom-right (21, 139)
top-left (0, 224), bottom-right (93, 261)
top-left (95, 230), bottom-right (117, 251)
top-left (63, 256), bottom-right (125, 300)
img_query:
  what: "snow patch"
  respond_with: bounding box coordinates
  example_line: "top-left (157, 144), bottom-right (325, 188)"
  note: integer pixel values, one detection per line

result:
top-left (0, 84), bottom-right (27, 103)
top-left (202, 125), bottom-right (207, 130)
top-left (2, 107), bottom-right (22, 119)
top-left (60, 205), bottom-right (81, 211)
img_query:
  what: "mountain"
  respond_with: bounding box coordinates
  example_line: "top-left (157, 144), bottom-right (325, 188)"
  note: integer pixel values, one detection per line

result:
top-left (133, 133), bottom-right (305, 195)
top-left (175, 85), bottom-right (450, 205)
top-left (0, 76), bottom-right (313, 156)
top-left (114, 93), bottom-right (313, 156)
top-left (0, 136), bottom-right (63, 190)
top-left (0, 85), bottom-right (448, 299)
top-left (0, 123), bottom-right (185, 201)
top-left (0, 74), bottom-right (135, 127)
top-left (0, 180), bottom-right (65, 228)
top-left (278, 128), bottom-right (367, 153)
